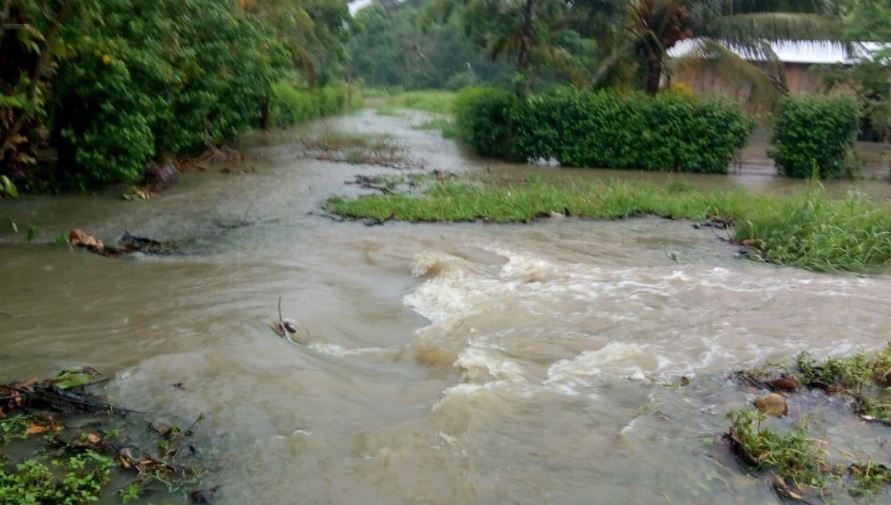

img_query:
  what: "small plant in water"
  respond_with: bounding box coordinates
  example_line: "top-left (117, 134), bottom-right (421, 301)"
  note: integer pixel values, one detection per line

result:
top-left (726, 409), bottom-right (828, 491)
top-left (796, 344), bottom-right (891, 423)
top-left (849, 461), bottom-right (891, 497)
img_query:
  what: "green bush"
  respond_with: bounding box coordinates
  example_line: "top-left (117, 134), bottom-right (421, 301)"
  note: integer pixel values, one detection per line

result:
top-left (769, 94), bottom-right (862, 179)
top-left (454, 87), bottom-right (518, 159)
top-left (41, 0), bottom-right (284, 189)
top-left (269, 83), bottom-right (350, 127)
top-left (455, 87), bottom-right (752, 173)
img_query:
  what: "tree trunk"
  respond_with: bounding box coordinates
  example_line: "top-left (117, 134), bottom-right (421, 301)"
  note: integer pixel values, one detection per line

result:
top-left (259, 94), bottom-right (270, 131)
top-left (514, 0), bottom-right (535, 97)
top-left (645, 52), bottom-right (663, 94)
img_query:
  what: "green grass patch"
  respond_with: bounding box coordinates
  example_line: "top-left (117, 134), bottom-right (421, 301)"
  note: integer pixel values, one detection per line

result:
top-left (413, 117), bottom-right (458, 139)
top-left (372, 89), bottom-right (456, 115)
top-left (325, 177), bottom-right (891, 273)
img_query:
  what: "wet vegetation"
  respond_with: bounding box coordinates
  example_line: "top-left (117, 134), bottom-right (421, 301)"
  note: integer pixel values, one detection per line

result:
top-left (0, 369), bottom-right (207, 504)
top-left (771, 95), bottom-right (863, 179)
top-left (727, 345), bottom-right (891, 501)
top-left (726, 409), bottom-right (828, 492)
top-left (365, 89), bottom-right (456, 115)
top-left (454, 87), bottom-right (753, 173)
top-left (301, 132), bottom-right (409, 168)
top-left (327, 177), bottom-right (891, 272)
top-left (1, 0), bottom-right (354, 191)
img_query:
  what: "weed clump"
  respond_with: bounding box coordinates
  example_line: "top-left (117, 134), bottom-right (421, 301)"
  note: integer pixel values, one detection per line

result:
top-left (796, 344), bottom-right (891, 423)
top-left (301, 132), bottom-right (408, 168)
top-left (849, 461), bottom-right (891, 497)
top-left (726, 409), bottom-right (828, 491)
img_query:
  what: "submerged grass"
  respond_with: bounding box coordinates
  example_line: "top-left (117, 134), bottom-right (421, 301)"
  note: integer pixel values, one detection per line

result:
top-left (727, 409), bottom-right (828, 491)
top-left (325, 177), bottom-right (891, 273)
top-left (796, 344), bottom-right (891, 423)
top-left (302, 131), bottom-right (405, 166)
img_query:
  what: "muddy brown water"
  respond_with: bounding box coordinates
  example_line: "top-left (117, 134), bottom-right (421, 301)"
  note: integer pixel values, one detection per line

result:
top-left (2, 110), bottom-right (891, 504)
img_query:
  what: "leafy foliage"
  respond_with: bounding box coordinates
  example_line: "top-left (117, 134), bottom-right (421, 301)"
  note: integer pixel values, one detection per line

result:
top-left (352, 1), bottom-right (513, 90)
top-left (1, 0), bottom-right (353, 190)
top-left (840, 0), bottom-right (891, 41)
top-left (455, 86), bottom-right (752, 173)
top-left (0, 451), bottom-right (114, 505)
top-left (824, 48), bottom-right (891, 142)
top-left (454, 87), bottom-right (518, 159)
top-left (269, 83), bottom-right (352, 127)
top-left (769, 94), bottom-right (861, 179)
top-left (727, 409), bottom-right (827, 490)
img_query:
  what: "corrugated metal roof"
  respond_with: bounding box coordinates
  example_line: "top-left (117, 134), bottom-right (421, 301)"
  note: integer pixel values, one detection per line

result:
top-left (669, 39), bottom-right (889, 65)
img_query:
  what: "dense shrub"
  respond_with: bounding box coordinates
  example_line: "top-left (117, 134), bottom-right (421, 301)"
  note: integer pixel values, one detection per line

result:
top-left (44, 0), bottom-right (282, 188)
top-left (455, 87), bottom-right (753, 173)
top-left (2, 0), bottom-right (354, 191)
top-left (769, 94), bottom-right (862, 179)
top-left (269, 83), bottom-right (351, 127)
top-left (454, 87), bottom-right (518, 159)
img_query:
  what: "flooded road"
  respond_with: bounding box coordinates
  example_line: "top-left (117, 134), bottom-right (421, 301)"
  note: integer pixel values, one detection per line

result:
top-left (2, 110), bottom-right (891, 504)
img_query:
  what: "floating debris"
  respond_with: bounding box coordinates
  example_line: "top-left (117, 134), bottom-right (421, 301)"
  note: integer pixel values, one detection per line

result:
top-left (68, 229), bottom-right (179, 258)
top-left (0, 368), bottom-right (210, 504)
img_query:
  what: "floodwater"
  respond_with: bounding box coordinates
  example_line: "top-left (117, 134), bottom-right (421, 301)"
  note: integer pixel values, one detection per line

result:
top-left (2, 109), bottom-right (891, 504)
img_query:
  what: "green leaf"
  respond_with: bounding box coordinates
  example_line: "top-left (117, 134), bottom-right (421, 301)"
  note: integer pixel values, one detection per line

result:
top-left (26, 226), bottom-right (36, 242)
top-left (1, 175), bottom-right (18, 198)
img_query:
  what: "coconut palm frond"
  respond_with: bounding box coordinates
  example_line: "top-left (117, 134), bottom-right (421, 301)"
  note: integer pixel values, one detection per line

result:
top-left (705, 12), bottom-right (844, 43)
top-left (668, 38), bottom-right (784, 106)
top-left (590, 38), bottom-right (637, 87)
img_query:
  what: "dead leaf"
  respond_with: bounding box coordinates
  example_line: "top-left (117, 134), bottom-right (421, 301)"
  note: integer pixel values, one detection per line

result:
top-left (25, 423), bottom-right (47, 435)
top-left (85, 432), bottom-right (101, 444)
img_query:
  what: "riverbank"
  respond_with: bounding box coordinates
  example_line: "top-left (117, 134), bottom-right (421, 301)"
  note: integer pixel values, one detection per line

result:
top-left (326, 176), bottom-right (891, 272)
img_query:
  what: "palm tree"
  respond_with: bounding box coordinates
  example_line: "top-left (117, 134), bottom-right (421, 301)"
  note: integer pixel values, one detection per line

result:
top-left (593, 0), bottom-right (846, 95)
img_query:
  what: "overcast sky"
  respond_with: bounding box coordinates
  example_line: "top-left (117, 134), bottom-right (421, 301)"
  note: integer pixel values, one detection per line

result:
top-left (349, 0), bottom-right (373, 14)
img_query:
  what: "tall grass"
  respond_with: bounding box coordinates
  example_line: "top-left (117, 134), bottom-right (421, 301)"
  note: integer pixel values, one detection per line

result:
top-left (326, 178), bottom-right (891, 273)
top-left (366, 89), bottom-right (456, 115)
top-left (269, 82), bottom-right (361, 127)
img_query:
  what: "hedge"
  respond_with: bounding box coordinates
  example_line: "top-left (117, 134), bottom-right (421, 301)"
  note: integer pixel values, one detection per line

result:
top-left (769, 94), bottom-right (861, 179)
top-left (454, 87), bottom-right (753, 174)
top-left (269, 83), bottom-right (354, 127)
top-left (454, 87), bottom-right (517, 159)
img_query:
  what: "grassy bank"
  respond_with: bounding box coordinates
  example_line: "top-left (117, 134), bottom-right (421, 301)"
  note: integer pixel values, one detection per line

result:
top-left (326, 178), bottom-right (891, 272)
top-left (365, 89), bottom-right (456, 115)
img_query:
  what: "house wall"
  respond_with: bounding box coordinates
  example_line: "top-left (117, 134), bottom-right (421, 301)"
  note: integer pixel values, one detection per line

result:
top-left (672, 62), bottom-right (829, 112)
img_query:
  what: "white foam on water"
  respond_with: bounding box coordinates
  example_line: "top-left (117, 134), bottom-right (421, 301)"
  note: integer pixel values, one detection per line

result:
top-left (545, 342), bottom-right (660, 387)
top-left (400, 245), bottom-right (887, 401)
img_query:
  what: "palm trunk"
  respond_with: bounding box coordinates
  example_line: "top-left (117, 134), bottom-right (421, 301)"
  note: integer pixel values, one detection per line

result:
top-left (514, 0), bottom-right (536, 97)
top-left (259, 94), bottom-right (270, 131)
top-left (645, 52), bottom-right (663, 94)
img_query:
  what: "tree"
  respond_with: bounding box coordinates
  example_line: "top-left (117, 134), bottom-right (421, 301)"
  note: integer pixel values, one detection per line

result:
top-left (350, 0), bottom-right (513, 89)
top-left (839, 0), bottom-right (891, 41)
top-left (0, 0), bottom-right (87, 172)
top-left (594, 0), bottom-right (845, 94)
top-left (437, 0), bottom-right (606, 94)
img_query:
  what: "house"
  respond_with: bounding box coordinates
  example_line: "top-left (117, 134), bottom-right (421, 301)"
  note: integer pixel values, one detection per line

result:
top-left (668, 40), bottom-right (888, 110)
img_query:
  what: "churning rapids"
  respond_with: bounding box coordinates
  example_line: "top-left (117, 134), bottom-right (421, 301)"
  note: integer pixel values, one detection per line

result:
top-left (3, 110), bottom-right (891, 504)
